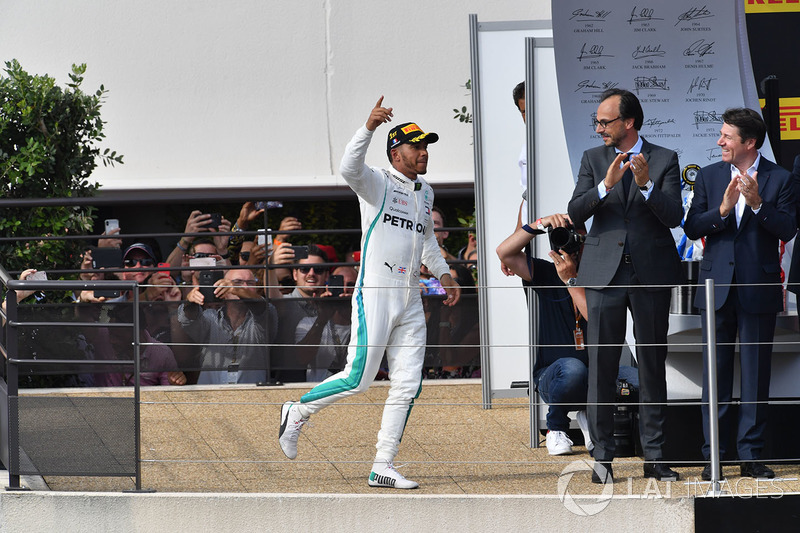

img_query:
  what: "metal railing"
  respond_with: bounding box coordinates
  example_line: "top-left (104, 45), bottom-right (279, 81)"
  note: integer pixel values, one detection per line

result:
top-left (1, 273), bottom-right (144, 490)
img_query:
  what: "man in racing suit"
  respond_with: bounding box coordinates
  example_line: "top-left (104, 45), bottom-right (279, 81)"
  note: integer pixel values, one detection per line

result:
top-left (279, 96), bottom-right (461, 489)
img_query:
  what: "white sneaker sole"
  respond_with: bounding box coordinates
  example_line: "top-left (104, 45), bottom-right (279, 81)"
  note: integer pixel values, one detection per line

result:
top-left (368, 472), bottom-right (419, 489)
top-left (547, 447), bottom-right (574, 456)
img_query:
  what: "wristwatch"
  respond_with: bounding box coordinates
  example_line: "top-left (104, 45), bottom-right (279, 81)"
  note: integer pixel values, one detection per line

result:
top-left (566, 278), bottom-right (578, 287)
top-left (639, 179), bottom-right (653, 191)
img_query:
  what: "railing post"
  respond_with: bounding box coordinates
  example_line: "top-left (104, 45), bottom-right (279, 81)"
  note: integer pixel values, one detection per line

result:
top-left (704, 279), bottom-right (723, 494)
top-left (5, 287), bottom-right (22, 490)
top-left (133, 289), bottom-right (142, 491)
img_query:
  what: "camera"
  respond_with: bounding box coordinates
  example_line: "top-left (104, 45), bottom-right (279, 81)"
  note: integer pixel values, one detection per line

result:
top-left (613, 379), bottom-right (640, 458)
top-left (548, 225), bottom-right (584, 255)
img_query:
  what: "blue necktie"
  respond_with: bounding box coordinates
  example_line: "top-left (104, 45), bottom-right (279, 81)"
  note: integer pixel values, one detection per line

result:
top-left (621, 152), bottom-right (638, 195)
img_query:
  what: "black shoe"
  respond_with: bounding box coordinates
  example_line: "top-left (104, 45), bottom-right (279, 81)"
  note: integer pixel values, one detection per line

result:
top-left (643, 462), bottom-right (680, 482)
top-left (701, 464), bottom-right (725, 481)
top-left (740, 462), bottom-right (775, 479)
top-left (591, 462), bottom-right (613, 484)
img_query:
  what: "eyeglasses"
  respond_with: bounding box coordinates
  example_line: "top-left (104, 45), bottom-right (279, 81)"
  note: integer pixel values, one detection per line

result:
top-left (230, 279), bottom-right (259, 286)
top-left (239, 252), bottom-right (250, 262)
top-left (297, 266), bottom-right (327, 275)
top-left (592, 116), bottom-right (622, 129)
top-left (123, 258), bottom-right (155, 267)
top-left (192, 252), bottom-right (215, 259)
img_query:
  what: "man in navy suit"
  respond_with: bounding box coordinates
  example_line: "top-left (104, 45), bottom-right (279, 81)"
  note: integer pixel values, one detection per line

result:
top-left (685, 108), bottom-right (796, 481)
top-left (784, 154), bottom-right (800, 295)
top-left (569, 89), bottom-right (684, 484)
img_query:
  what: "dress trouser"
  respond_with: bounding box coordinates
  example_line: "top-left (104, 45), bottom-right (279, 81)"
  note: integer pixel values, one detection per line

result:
top-left (299, 279), bottom-right (425, 462)
top-left (585, 261), bottom-right (671, 462)
top-left (700, 284), bottom-right (775, 461)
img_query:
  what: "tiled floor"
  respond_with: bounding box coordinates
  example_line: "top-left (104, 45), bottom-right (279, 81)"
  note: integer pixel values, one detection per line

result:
top-left (15, 381), bottom-right (800, 497)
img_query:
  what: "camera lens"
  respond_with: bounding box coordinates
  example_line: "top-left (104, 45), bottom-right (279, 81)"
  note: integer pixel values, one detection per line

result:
top-left (549, 227), bottom-right (571, 250)
top-left (548, 227), bottom-right (584, 254)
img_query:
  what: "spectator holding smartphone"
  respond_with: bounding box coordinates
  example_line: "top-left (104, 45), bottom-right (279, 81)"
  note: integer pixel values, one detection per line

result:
top-left (177, 267), bottom-right (277, 384)
top-left (165, 210), bottom-right (233, 271)
top-left (1, 268), bottom-right (39, 320)
top-left (270, 244), bottom-right (331, 381)
top-left (228, 201), bottom-right (266, 263)
top-left (291, 266), bottom-right (357, 381)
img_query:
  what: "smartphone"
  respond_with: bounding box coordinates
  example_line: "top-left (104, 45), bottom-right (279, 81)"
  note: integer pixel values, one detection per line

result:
top-left (91, 248), bottom-right (123, 299)
top-left (28, 271), bottom-right (48, 281)
top-left (158, 262), bottom-right (171, 276)
top-left (198, 270), bottom-right (224, 302)
top-left (91, 247), bottom-right (123, 269)
top-left (257, 229), bottom-right (266, 246)
top-left (94, 287), bottom-right (121, 299)
top-left (104, 219), bottom-right (119, 233)
top-left (288, 245), bottom-right (309, 260)
top-left (327, 274), bottom-right (344, 297)
top-left (255, 201), bottom-right (266, 211)
top-left (206, 213), bottom-right (222, 229)
top-left (189, 257), bottom-right (216, 268)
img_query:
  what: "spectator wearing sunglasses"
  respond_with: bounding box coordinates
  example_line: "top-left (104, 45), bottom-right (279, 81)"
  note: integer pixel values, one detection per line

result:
top-left (120, 243), bottom-right (158, 283)
top-left (103, 243), bottom-right (160, 303)
top-left (271, 244), bottom-right (332, 382)
top-left (165, 210), bottom-right (233, 271)
top-left (176, 237), bottom-right (231, 293)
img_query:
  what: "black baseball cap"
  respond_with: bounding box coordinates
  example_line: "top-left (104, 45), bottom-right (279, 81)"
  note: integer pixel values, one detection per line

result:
top-left (123, 243), bottom-right (156, 262)
top-left (386, 122), bottom-right (439, 159)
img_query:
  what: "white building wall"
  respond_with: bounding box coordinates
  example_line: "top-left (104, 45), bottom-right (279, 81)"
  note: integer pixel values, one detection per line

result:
top-left (0, 1), bottom-right (550, 191)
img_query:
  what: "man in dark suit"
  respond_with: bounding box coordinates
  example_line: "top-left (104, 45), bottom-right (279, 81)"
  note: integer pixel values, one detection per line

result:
top-left (568, 89), bottom-right (684, 484)
top-left (785, 154), bottom-right (800, 295)
top-left (685, 108), bottom-right (796, 481)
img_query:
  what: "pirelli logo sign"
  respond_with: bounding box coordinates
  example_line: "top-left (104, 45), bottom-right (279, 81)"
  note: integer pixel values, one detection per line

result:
top-left (780, 98), bottom-right (800, 140)
top-left (745, 0), bottom-right (800, 13)
top-left (760, 98), bottom-right (800, 140)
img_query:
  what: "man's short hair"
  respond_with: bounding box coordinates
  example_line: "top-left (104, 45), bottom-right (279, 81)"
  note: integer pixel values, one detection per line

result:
top-left (722, 107), bottom-right (767, 149)
top-left (513, 81), bottom-right (525, 110)
top-left (305, 243), bottom-right (329, 263)
top-left (190, 237), bottom-right (215, 253)
top-left (432, 205), bottom-right (446, 226)
top-left (600, 88), bottom-right (644, 131)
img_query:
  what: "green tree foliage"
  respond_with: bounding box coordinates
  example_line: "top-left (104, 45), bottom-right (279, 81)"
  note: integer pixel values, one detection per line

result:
top-left (0, 59), bottom-right (123, 274)
top-left (452, 79), bottom-right (472, 124)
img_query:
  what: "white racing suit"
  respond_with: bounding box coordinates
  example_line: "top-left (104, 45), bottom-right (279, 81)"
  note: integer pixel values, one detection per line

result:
top-left (299, 125), bottom-right (451, 462)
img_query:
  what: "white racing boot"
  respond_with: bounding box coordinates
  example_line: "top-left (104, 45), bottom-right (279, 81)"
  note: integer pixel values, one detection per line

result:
top-left (368, 461), bottom-right (419, 489)
top-left (278, 401), bottom-right (308, 459)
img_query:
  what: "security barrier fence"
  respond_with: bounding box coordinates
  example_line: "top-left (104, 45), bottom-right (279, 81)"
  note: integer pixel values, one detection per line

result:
top-left (1, 199), bottom-right (799, 495)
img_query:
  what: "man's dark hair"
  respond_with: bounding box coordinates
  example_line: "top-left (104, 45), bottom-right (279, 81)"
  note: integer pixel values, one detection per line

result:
top-left (513, 81), bottom-right (525, 110)
top-left (306, 243), bottom-right (329, 263)
top-left (432, 205), bottom-right (446, 226)
top-left (600, 88), bottom-right (643, 131)
top-left (190, 237), bottom-right (215, 253)
top-left (722, 107), bottom-right (767, 149)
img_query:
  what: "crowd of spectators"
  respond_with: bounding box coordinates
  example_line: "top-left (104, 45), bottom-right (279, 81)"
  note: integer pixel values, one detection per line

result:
top-left (2, 201), bottom-right (479, 388)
